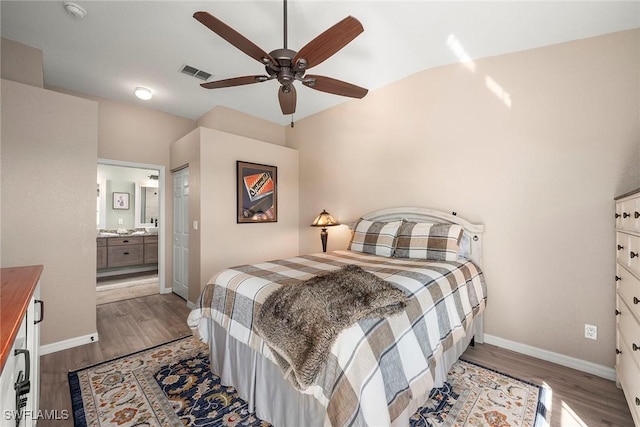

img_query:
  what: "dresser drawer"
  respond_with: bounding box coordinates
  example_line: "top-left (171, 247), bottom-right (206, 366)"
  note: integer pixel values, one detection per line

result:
top-left (618, 296), bottom-right (640, 367)
top-left (617, 331), bottom-right (640, 425)
top-left (617, 233), bottom-right (640, 278)
top-left (617, 232), bottom-right (628, 264)
top-left (617, 197), bottom-right (640, 232)
top-left (618, 264), bottom-right (640, 323)
top-left (107, 245), bottom-right (143, 267)
top-left (107, 236), bottom-right (144, 246)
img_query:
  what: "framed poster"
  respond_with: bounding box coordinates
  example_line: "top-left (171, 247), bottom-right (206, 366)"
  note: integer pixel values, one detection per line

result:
top-left (112, 192), bottom-right (130, 210)
top-left (237, 161), bottom-right (277, 223)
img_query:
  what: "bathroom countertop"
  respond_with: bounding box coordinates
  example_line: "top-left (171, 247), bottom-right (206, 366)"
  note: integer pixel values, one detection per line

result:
top-left (96, 230), bottom-right (158, 238)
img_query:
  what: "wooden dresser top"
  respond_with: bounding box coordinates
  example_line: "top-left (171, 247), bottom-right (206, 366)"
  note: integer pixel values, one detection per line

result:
top-left (0, 265), bottom-right (43, 372)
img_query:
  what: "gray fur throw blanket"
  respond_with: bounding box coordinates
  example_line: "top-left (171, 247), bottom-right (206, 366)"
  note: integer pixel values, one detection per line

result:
top-left (254, 264), bottom-right (408, 389)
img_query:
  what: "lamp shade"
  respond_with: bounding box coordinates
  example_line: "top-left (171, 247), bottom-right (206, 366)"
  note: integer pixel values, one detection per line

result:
top-left (311, 210), bottom-right (339, 227)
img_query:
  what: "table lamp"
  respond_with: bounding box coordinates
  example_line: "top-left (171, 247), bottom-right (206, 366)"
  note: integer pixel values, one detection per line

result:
top-left (311, 210), bottom-right (339, 252)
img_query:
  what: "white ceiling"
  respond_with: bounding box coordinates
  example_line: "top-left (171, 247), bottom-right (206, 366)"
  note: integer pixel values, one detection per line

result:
top-left (1, 1), bottom-right (638, 125)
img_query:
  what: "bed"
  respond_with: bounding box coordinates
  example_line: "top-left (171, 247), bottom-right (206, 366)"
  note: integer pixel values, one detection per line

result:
top-left (188, 207), bottom-right (486, 426)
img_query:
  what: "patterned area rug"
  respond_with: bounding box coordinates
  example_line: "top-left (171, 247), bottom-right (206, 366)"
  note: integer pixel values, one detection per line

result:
top-left (69, 336), bottom-right (549, 426)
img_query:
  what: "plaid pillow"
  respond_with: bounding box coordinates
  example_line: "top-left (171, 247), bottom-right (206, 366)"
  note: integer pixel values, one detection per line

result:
top-left (394, 221), bottom-right (463, 261)
top-left (349, 219), bottom-right (402, 257)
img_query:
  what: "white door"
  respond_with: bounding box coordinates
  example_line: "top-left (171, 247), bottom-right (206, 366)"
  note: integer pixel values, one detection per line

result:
top-left (172, 168), bottom-right (189, 300)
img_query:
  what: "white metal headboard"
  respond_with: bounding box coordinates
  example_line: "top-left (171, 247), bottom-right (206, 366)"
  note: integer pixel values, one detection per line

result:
top-left (350, 207), bottom-right (485, 267)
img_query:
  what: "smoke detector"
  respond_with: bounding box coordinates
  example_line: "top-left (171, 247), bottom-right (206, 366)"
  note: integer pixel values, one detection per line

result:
top-left (64, 2), bottom-right (87, 19)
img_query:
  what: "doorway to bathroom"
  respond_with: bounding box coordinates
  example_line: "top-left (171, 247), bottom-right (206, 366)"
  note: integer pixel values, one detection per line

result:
top-left (96, 159), bottom-right (167, 304)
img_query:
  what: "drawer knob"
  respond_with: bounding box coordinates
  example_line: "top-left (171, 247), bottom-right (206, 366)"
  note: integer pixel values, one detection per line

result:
top-left (616, 276), bottom-right (621, 281)
top-left (123, 252), bottom-right (130, 255)
top-left (616, 309), bottom-right (621, 315)
top-left (123, 239), bottom-right (129, 243)
top-left (636, 397), bottom-right (640, 406)
top-left (616, 348), bottom-right (622, 354)
top-left (636, 212), bottom-right (640, 219)
top-left (618, 245), bottom-right (624, 251)
top-left (631, 252), bottom-right (639, 259)
top-left (624, 212), bottom-right (631, 218)
top-left (616, 213), bottom-right (621, 219)
top-left (635, 297), bottom-right (640, 305)
top-left (633, 343), bottom-right (639, 351)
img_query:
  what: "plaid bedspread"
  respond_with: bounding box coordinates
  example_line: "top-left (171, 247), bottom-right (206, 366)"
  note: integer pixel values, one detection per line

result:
top-left (188, 250), bottom-right (487, 427)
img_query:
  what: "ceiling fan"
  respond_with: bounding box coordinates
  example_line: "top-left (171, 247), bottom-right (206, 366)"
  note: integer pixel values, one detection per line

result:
top-left (193, 0), bottom-right (368, 116)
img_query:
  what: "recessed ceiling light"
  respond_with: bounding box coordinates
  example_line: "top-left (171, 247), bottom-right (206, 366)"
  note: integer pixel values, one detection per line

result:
top-left (134, 87), bottom-right (153, 100)
top-left (64, 2), bottom-right (86, 19)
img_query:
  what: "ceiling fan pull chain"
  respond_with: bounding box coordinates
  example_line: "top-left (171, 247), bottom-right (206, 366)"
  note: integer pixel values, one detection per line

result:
top-left (290, 114), bottom-right (295, 128)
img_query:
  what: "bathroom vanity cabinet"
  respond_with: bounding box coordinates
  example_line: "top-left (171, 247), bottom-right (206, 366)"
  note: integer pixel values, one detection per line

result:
top-left (107, 236), bottom-right (144, 267)
top-left (97, 234), bottom-right (158, 273)
top-left (143, 235), bottom-right (158, 264)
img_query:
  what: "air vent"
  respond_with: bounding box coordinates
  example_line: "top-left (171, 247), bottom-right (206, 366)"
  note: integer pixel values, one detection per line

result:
top-left (180, 64), bottom-right (212, 81)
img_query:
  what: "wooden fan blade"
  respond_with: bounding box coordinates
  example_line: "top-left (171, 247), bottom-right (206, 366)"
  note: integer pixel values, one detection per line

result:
top-left (200, 75), bottom-right (270, 89)
top-left (194, 11), bottom-right (277, 67)
top-left (302, 75), bottom-right (368, 98)
top-left (278, 85), bottom-right (297, 115)
top-left (293, 16), bottom-right (363, 69)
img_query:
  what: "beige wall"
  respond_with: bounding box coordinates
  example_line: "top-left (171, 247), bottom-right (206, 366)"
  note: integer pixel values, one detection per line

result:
top-left (1, 79), bottom-right (99, 345)
top-left (288, 29), bottom-right (640, 368)
top-left (199, 127), bottom-right (299, 286)
top-left (171, 126), bottom-right (299, 302)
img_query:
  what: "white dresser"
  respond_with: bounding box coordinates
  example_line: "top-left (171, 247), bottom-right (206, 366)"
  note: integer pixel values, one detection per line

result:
top-left (615, 189), bottom-right (640, 426)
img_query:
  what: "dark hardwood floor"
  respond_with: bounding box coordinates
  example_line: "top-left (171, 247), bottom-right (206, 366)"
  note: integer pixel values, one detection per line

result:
top-left (39, 294), bottom-right (633, 426)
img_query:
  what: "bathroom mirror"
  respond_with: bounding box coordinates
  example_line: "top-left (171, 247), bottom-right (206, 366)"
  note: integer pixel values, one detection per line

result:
top-left (135, 182), bottom-right (159, 228)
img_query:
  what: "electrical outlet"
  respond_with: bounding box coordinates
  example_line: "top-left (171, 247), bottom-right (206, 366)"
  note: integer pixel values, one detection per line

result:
top-left (584, 324), bottom-right (598, 340)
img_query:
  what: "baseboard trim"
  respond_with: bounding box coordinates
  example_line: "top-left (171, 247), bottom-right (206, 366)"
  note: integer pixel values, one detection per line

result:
top-left (40, 332), bottom-right (99, 355)
top-left (484, 334), bottom-right (616, 381)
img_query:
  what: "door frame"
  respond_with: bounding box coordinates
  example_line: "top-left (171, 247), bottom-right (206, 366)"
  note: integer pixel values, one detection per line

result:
top-left (97, 158), bottom-right (168, 294)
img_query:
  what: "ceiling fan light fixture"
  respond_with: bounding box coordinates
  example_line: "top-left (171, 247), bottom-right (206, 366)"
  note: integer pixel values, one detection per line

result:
top-left (193, 4), bottom-right (366, 116)
top-left (134, 86), bottom-right (153, 100)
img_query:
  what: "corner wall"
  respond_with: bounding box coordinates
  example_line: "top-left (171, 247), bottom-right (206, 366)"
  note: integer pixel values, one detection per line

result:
top-left (171, 127), bottom-right (299, 303)
top-left (0, 37), bottom-right (43, 88)
top-left (196, 106), bottom-right (286, 146)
